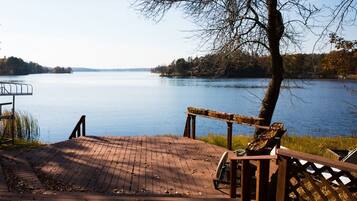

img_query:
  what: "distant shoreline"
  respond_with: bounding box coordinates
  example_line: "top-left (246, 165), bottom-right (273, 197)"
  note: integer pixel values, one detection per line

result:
top-left (72, 67), bottom-right (151, 72)
top-left (152, 72), bottom-right (357, 81)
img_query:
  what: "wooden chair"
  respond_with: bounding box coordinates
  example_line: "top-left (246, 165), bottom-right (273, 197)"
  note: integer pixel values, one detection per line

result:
top-left (213, 122), bottom-right (286, 189)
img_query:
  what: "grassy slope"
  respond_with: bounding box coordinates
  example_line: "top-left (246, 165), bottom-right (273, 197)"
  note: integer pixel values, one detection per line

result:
top-left (0, 139), bottom-right (44, 150)
top-left (199, 134), bottom-right (357, 156)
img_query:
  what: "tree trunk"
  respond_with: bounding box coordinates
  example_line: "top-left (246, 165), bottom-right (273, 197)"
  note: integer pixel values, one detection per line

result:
top-left (255, 0), bottom-right (284, 138)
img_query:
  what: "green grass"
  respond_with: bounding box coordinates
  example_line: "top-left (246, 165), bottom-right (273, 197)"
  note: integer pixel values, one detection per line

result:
top-left (0, 138), bottom-right (44, 150)
top-left (199, 134), bottom-right (357, 156)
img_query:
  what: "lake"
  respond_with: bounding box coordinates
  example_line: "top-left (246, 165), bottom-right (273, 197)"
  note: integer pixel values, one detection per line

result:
top-left (0, 71), bottom-right (356, 143)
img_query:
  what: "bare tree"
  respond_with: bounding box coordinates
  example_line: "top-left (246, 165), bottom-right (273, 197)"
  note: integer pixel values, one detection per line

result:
top-left (133, 0), bottom-right (353, 137)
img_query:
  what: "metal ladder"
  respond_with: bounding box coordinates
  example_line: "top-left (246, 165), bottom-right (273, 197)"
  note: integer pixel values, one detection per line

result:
top-left (0, 82), bottom-right (33, 144)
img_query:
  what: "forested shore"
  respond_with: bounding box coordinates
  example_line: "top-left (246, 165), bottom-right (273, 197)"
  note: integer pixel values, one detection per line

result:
top-left (152, 50), bottom-right (357, 79)
top-left (0, 56), bottom-right (72, 75)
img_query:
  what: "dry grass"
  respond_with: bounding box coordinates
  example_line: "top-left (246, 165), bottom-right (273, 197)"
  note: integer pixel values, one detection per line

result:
top-left (0, 138), bottom-right (44, 150)
top-left (199, 134), bottom-right (357, 156)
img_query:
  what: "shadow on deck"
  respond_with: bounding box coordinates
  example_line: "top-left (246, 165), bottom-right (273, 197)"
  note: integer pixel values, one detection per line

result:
top-left (21, 136), bottom-right (235, 198)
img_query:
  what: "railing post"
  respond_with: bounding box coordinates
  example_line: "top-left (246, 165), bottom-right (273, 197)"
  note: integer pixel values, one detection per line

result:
top-left (241, 160), bottom-right (252, 201)
top-left (227, 122), bottom-right (233, 150)
top-left (184, 114), bottom-right (192, 138)
top-left (276, 156), bottom-right (289, 201)
top-left (82, 115), bottom-right (86, 137)
top-left (191, 115), bottom-right (196, 139)
top-left (77, 125), bottom-right (81, 138)
top-left (69, 115), bottom-right (86, 139)
top-left (11, 95), bottom-right (15, 144)
top-left (230, 158), bottom-right (238, 198)
top-left (256, 159), bottom-right (270, 201)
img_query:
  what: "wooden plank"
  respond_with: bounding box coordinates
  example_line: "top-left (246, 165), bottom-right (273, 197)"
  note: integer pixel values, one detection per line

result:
top-left (24, 136), bottom-right (233, 198)
top-left (227, 122), bottom-right (233, 150)
top-left (229, 159), bottom-right (237, 198)
top-left (41, 139), bottom-right (78, 177)
top-left (121, 136), bottom-right (136, 193)
top-left (84, 137), bottom-right (110, 190)
top-left (97, 137), bottom-right (123, 193)
top-left (191, 115), bottom-right (196, 140)
top-left (187, 107), bottom-right (263, 127)
top-left (69, 137), bottom-right (101, 188)
top-left (170, 137), bottom-right (196, 196)
top-left (0, 161), bottom-right (9, 193)
top-left (174, 138), bottom-right (202, 196)
top-left (165, 137), bottom-right (185, 195)
top-left (232, 155), bottom-right (277, 161)
top-left (275, 157), bottom-right (289, 201)
top-left (132, 136), bottom-right (144, 193)
top-left (151, 136), bottom-right (164, 194)
top-left (276, 148), bottom-right (357, 173)
top-left (54, 137), bottom-right (92, 183)
top-left (110, 136), bottom-right (131, 194)
top-left (240, 160), bottom-right (252, 201)
top-left (255, 160), bottom-right (269, 201)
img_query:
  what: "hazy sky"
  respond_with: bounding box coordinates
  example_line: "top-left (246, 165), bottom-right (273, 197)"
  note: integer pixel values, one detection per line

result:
top-left (0, 0), bottom-right (356, 68)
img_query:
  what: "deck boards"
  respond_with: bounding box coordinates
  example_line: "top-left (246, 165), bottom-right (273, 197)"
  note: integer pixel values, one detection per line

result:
top-left (23, 136), bottom-right (234, 198)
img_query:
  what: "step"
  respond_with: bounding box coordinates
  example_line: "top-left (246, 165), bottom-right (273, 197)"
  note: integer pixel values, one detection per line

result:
top-left (0, 164), bottom-right (9, 193)
top-left (0, 192), bottom-right (238, 201)
top-left (0, 152), bottom-right (45, 194)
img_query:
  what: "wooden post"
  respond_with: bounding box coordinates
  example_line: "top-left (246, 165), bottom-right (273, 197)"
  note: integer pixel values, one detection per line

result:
top-left (276, 157), bottom-right (289, 201)
top-left (256, 159), bottom-right (270, 201)
top-left (191, 115), bottom-right (196, 139)
top-left (11, 95), bottom-right (15, 144)
top-left (230, 159), bottom-right (238, 198)
top-left (227, 122), bottom-right (233, 150)
top-left (77, 125), bottom-right (81, 138)
top-left (82, 115), bottom-right (86, 137)
top-left (184, 115), bottom-right (192, 138)
top-left (241, 160), bottom-right (252, 201)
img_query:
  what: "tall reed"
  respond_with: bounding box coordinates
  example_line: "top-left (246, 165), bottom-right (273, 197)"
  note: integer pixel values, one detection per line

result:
top-left (0, 110), bottom-right (40, 141)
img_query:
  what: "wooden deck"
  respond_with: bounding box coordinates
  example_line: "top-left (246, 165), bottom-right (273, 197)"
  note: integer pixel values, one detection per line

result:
top-left (23, 136), bottom-right (235, 198)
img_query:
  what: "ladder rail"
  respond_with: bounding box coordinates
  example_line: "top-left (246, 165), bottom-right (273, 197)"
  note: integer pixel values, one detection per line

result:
top-left (0, 82), bottom-right (33, 96)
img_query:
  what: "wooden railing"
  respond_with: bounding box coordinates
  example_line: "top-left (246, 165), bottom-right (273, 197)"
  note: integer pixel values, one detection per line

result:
top-left (183, 107), bottom-right (269, 150)
top-left (229, 155), bottom-right (277, 201)
top-left (69, 115), bottom-right (86, 139)
top-left (229, 149), bottom-right (357, 201)
top-left (275, 148), bottom-right (357, 201)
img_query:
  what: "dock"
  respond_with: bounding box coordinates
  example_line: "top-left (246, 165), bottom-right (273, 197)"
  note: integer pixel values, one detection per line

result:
top-left (1, 136), bottom-right (235, 200)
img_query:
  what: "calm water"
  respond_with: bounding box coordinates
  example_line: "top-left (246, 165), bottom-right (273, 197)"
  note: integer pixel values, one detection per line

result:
top-left (0, 72), bottom-right (356, 142)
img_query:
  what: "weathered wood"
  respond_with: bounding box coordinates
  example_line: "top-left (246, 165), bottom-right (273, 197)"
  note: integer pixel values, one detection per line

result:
top-left (187, 107), bottom-right (263, 127)
top-left (241, 160), bottom-right (252, 201)
top-left (191, 115), bottom-right (196, 140)
top-left (227, 122), bottom-right (233, 150)
top-left (231, 155), bottom-right (277, 161)
top-left (255, 160), bottom-right (269, 201)
top-left (276, 148), bottom-right (357, 172)
top-left (275, 157), bottom-right (288, 201)
top-left (276, 149), bottom-right (357, 201)
top-left (24, 136), bottom-right (233, 198)
top-left (229, 159), bottom-right (238, 198)
top-left (183, 115), bottom-right (192, 138)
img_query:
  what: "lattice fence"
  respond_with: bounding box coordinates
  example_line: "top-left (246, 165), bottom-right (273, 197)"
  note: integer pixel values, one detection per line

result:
top-left (276, 149), bottom-right (356, 201)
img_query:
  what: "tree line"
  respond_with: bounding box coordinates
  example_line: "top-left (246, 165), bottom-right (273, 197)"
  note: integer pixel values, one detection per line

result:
top-left (0, 56), bottom-right (72, 75)
top-left (151, 49), bottom-right (357, 79)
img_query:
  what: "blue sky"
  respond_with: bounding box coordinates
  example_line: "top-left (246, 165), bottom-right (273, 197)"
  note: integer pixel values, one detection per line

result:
top-left (0, 0), bottom-right (356, 68)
